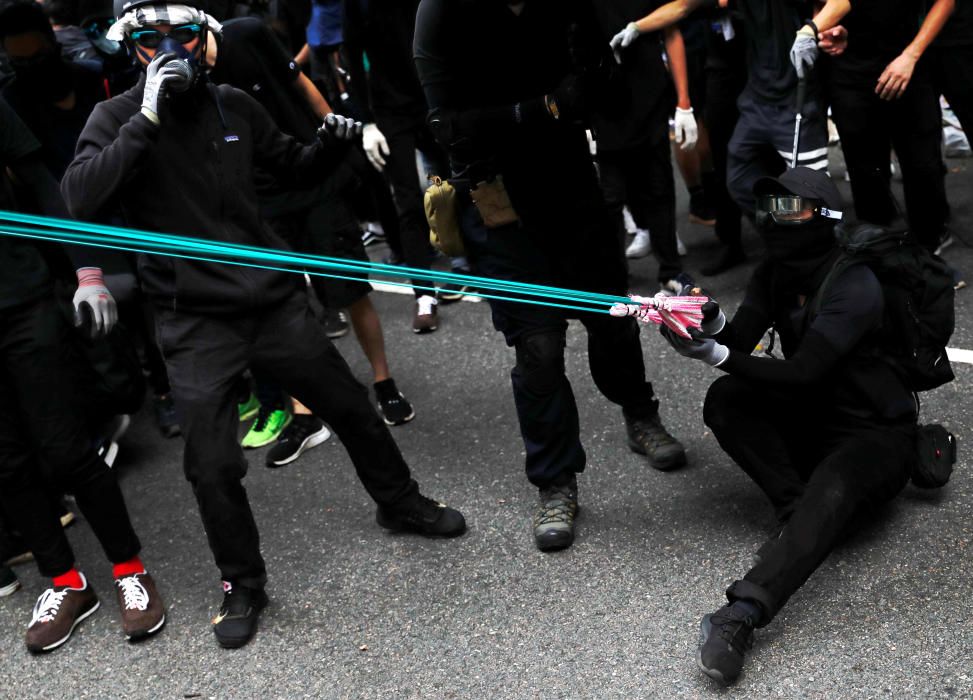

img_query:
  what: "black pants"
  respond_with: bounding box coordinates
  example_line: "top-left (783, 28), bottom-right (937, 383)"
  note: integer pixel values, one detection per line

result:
top-left (598, 131), bottom-right (681, 284)
top-left (382, 120), bottom-right (450, 297)
top-left (830, 72), bottom-right (947, 252)
top-left (703, 375), bottom-right (913, 624)
top-left (704, 64), bottom-right (746, 251)
top-left (926, 44), bottom-right (973, 143)
top-left (156, 292), bottom-right (418, 589)
top-left (0, 297), bottom-right (140, 577)
top-left (459, 200), bottom-right (659, 489)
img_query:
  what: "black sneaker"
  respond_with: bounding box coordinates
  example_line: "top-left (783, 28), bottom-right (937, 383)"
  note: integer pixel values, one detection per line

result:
top-left (374, 378), bottom-right (415, 426)
top-left (153, 394), bottom-right (181, 439)
top-left (625, 412), bottom-right (687, 471)
top-left (533, 477), bottom-right (579, 552)
top-left (0, 565), bottom-right (20, 597)
top-left (376, 494), bottom-right (467, 537)
top-left (698, 604), bottom-right (755, 686)
top-left (265, 415), bottom-right (332, 468)
top-left (322, 309), bottom-right (349, 339)
top-left (212, 581), bottom-right (268, 649)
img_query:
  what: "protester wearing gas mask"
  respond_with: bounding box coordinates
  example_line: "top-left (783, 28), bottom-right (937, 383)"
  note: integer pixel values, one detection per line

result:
top-left (634, 168), bottom-right (918, 685)
top-left (415, 0), bottom-right (687, 554)
top-left (62, 0), bottom-right (467, 650)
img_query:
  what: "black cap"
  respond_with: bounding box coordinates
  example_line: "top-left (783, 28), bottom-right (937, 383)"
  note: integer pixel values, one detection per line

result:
top-left (754, 167), bottom-right (844, 211)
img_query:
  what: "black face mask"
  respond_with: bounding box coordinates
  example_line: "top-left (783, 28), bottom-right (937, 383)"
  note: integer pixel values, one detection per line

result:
top-left (12, 51), bottom-right (74, 102)
top-left (758, 216), bottom-right (838, 294)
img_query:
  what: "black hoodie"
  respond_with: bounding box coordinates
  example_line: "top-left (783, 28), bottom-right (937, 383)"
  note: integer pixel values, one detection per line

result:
top-left (61, 75), bottom-right (346, 315)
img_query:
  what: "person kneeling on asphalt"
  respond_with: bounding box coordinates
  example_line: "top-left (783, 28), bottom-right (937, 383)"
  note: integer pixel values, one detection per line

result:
top-left (61, 0), bottom-right (466, 650)
top-left (642, 168), bottom-right (919, 684)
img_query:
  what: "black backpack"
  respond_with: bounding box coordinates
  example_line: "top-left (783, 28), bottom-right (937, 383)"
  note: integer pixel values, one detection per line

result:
top-left (815, 221), bottom-right (956, 393)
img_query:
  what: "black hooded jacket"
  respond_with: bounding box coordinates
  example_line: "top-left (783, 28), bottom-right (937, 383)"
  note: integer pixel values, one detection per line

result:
top-left (61, 74), bottom-right (346, 315)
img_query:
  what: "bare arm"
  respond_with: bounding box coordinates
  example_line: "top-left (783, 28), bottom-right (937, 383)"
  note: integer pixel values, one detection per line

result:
top-left (294, 43), bottom-right (310, 67)
top-left (663, 26), bottom-right (692, 110)
top-left (877, 0), bottom-right (954, 99)
top-left (293, 71), bottom-right (333, 120)
top-left (634, 0), bottom-right (705, 35)
top-left (810, 0), bottom-right (851, 33)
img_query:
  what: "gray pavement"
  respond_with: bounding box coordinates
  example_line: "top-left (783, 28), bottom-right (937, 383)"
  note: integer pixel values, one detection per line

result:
top-left (2, 153), bottom-right (972, 699)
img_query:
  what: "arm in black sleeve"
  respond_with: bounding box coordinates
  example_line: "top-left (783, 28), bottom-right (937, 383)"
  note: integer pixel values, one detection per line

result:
top-left (719, 265), bottom-right (884, 386)
top-left (342, 0), bottom-right (375, 123)
top-left (244, 91), bottom-right (348, 184)
top-left (711, 261), bottom-right (775, 352)
top-left (61, 103), bottom-right (159, 221)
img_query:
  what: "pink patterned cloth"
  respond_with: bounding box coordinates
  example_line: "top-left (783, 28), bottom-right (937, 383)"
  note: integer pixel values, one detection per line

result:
top-left (609, 294), bottom-right (708, 338)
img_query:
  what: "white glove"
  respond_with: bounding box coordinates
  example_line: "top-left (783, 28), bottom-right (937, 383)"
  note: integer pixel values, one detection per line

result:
top-left (610, 22), bottom-right (641, 63)
top-left (673, 107), bottom-right (698, 151)
top-left (73, 267), bottom-right (117, 337)
top-left (362, 123), bottom-right (390, 172)
top-left (661, 326), bottom-right (729, 367)
top-left (316, 113), bottom-right (364, 142)
top-left (140, 53), bottom-right (189, 125)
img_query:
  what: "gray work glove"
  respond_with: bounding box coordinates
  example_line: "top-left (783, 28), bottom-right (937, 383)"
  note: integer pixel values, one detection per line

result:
top-left (316, 113), bottom-right (364, 143)
top-left (141, 53), bottom-right (190, 125)
top-left (789, 25), bottom-right (819, 79)
top-left (73, 267), bottom-right (118, 337)
top-left (661, 326), bottom-right (729, 367)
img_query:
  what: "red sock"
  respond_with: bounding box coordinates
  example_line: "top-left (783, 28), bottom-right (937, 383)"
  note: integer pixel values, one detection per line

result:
top-left (52, 568), bottom-right (84, 589)
top-left (112, 556), bottom-right (145, 579)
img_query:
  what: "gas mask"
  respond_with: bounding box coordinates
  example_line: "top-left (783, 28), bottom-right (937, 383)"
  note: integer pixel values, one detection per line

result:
top-left (130, 22), bottom-right (207, 90)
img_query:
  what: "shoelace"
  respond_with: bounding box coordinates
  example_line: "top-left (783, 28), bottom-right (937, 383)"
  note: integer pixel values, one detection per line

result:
top-left (252, 408), bottom-right (277, 432)
top-left (30, 588), bottom-right (70, 625)
top-left (117, 575), bottom-right (149, 611)
top-left (417, 295), bottom-right (438, 316)
top-left (535, 489), bottom-right (576, 526)
top-left (710, 610), bottom-right (754, 655)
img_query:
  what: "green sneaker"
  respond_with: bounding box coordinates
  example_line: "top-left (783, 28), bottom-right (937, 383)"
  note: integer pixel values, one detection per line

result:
top-left (238, 393), bottom-right (260, 422)
top-left (241, 408), bottom-right (292, 449)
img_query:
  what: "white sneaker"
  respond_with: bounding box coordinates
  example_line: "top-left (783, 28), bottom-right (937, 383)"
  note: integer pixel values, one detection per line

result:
top-left (626, 230), bottom-right (652, 258)
top-left (677, 233), bottom-right (688, 257)
top-left (622, 207), bottom-right (638, 235)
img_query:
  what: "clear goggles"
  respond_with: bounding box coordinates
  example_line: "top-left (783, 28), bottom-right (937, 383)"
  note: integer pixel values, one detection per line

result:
top-left (755, 195), bottom-right (843, 227)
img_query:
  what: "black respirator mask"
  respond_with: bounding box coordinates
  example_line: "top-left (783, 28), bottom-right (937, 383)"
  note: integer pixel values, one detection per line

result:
top-left (131, 22), bottom-right (207, 90)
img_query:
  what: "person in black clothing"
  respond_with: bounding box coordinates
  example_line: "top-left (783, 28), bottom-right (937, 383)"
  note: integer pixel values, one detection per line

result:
top-left (828, 0), bottom-right (954, 253)
top-left (344, 0), bottom-right (469, 333)
top-left (648, 168), bottom-right (917, 685)
top-left (608, 0), bottom-right (748, 275)
top-left (415, 0), bottom-right (687, 553)
top-left (207, 15), bottom-right (419, 453)
top-left (64, 0), bottom-right (466, 649)
top-left (924, 0), bottom-right (972, 140)
top-left (596, 0), bottom-right (696, 292)
top-left (0, 95), bottom-right (167, 652)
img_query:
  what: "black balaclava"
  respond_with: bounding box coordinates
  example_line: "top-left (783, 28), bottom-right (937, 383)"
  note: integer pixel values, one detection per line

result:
top-left (13, 46), bottom-right (75, 102)
top-left (758, 210), bottom-right (839, 296)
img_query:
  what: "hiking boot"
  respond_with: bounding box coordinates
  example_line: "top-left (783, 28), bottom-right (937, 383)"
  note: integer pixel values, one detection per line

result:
top-left (322, 309), bottom-right (350, 339)
top-left (25, 574), bottom-right (100, 653)
top-left (533, 477), bottom-right (579, 552)
top-left (625, 412), bottom-right (686, 471)
top-left (238, 392), bottom-right (260, 422)
top-left (626, 230), bottom-right (651, 258)
top-left (154, 394), bottom-right (181, 439)
top-left (0, 565), bottom-right (20, 597)
top-left (376, 494), bottom-right (467, 537)
top-left (375, 378), bottom-right (415, 426)
top-left (242, 407), bottom-right (292, 449)
top-left (698, 603), bottom-right (755, 686)
top-left (413, 295), bottom-right (439, 334)
top-left (212, 581), bottom-right (268, 649)
top-left (114, 570), bottom-right (166, 641)
top-left (701, 246), bottom-right (746, 277)
top-left (265, 415), bottom-right (331, 468)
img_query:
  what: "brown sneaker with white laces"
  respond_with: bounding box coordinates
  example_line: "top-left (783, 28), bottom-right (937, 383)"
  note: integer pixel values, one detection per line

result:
top-left (412, 294), bottom-right (439, 334)
top-left (25, 574), bottom-right (100, 653)
top-left (114, 570), bottom-right (166, 641)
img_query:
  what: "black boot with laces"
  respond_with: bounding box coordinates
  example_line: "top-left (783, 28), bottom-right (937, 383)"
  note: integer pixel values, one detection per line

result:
top-left (698, 602), bottom-right (757, 685)
top-left (625, 411), bottom-right (687, 471)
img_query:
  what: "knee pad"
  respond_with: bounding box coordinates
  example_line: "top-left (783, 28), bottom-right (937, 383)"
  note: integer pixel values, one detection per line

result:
top-left (514, 331), bottom-right (566, 395)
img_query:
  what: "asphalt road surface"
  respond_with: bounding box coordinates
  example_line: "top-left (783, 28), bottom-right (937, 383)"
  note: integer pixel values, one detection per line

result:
top-left (2, 152), bottom-right (972, 699)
